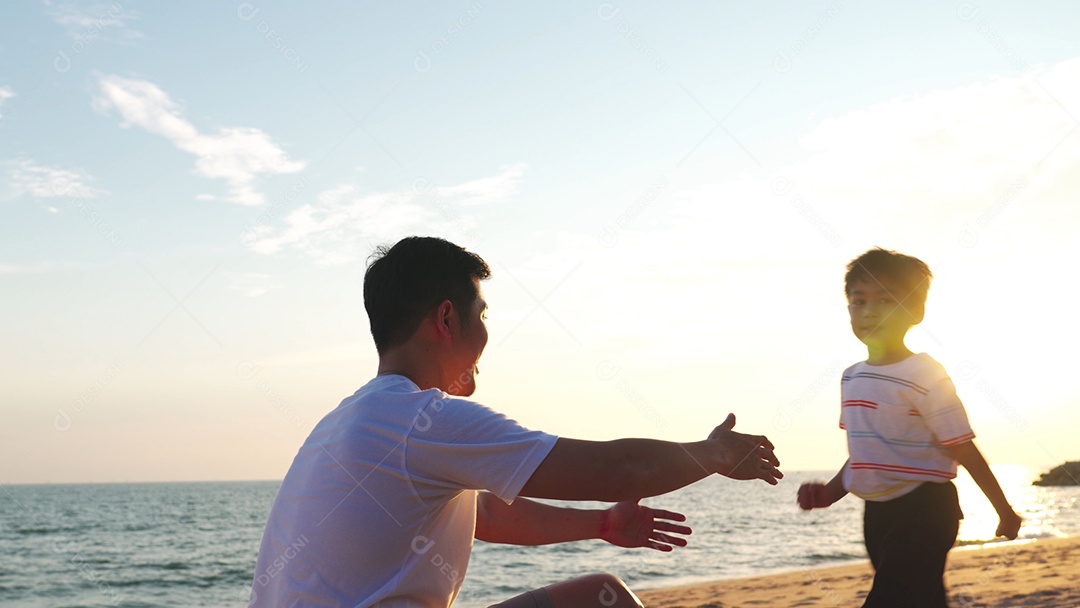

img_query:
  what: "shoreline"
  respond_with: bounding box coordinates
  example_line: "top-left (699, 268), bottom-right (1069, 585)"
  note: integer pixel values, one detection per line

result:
top-left (637, 536), bottom-right (1080, 607)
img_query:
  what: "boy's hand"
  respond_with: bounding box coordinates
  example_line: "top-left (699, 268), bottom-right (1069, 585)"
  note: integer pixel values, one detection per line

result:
top-left (599, 499), bottom-right (692, 552)
top-left (996, 509), bottom-right (1022, 540)
top-left (797, 482), bottom-right (834, 510)
top-left (707, 414), bottom-right (782, 485)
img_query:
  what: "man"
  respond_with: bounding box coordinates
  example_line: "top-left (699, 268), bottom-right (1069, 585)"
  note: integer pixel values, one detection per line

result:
top-left (251, 236), bottom-right (783, 607)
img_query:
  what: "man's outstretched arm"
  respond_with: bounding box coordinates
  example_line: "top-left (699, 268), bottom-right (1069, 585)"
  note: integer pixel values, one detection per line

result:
top-left (520, 414), bottom-right (781, 502)
top-left (475, 492), bottom-right (691, 551)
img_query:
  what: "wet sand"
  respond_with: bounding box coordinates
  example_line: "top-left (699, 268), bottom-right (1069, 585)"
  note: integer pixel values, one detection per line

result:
top-left (637, 536), bottom-right (1080, 607)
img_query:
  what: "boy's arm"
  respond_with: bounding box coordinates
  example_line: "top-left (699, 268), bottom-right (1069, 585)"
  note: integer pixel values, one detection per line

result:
top-left (945, 440), bottom-right (1022, 539)
top-left (520, 414), bottom-right (781, 502)
top-left (797, 460), bottom-right (849, 510)
top-left (475, 492), bottom-right (691, 551)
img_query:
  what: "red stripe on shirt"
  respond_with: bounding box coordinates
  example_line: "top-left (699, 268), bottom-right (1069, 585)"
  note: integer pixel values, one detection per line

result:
top-left (850, 462), bottom-right (955, 479)
top-left (842, 400), bottom-right (878, 409)
top-left (938, 432), bottom-right (975, 446)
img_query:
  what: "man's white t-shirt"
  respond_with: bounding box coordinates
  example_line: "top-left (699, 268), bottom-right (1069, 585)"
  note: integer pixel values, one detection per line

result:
top-left (250, 374), bottom-right (558, 608)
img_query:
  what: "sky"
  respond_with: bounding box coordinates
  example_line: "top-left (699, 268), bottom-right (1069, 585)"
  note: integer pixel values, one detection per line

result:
top-left (2, 1), bottom-right (1079, 484)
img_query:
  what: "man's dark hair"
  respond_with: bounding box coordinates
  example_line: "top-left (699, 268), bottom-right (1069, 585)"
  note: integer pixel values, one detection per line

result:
top-left (363, 236), bottom-right (492, 354)
top-left (845, 247), bottom-right (933, 309)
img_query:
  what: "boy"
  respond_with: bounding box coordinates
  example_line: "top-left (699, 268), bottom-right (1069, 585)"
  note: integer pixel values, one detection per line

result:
top-left (798, 247), bottom-right (1021, 607)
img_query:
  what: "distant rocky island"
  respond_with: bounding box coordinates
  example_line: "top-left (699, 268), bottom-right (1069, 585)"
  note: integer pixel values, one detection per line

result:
top-left (1033, 462), bottom-right (1080, 486)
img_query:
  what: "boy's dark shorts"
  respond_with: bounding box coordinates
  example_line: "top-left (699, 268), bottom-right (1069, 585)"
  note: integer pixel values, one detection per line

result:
top-left (862, 481), bottom-right (963, 608)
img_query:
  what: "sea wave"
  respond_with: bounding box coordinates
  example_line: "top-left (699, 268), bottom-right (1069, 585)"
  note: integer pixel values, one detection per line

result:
top-left (1, 475), bottom-right (1078, 608)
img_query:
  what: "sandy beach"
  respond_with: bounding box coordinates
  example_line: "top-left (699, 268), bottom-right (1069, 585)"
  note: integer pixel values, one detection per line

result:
top-left (637, 536), bottom-right (1080, 608)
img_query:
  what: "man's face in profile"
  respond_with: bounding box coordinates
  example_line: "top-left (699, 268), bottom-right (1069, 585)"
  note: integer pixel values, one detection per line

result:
top-left (447, 283), bottom-right (488, 397)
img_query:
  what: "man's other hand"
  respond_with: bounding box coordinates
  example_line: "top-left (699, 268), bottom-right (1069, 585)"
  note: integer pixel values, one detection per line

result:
top-left (599, 500), bottom-right (692, 552)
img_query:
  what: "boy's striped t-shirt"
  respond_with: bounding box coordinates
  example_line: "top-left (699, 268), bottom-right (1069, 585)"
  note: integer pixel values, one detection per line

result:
top-left (839, 353), bottom-right (975, 501)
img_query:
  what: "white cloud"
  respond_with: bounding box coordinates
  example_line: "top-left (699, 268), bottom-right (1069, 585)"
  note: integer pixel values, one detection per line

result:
top-left (792, 58), bottom-right (1080, 208)
top-left (44, 0), bottom-right (143, 43)
top-left (503, 58), bottom-right (1080, 363)
top-left (0, 86), bottom-right (14, 119)
top-left (94, 75), bottom-right (306, 206)
top-left (435, 162), bottom-right (527, 206)
top-left (626, 57), bottom-right (1080, 257)
top-left (3, 158), bottom-right (105, 199)
top-left (245, 164), bottom-right (527, 264)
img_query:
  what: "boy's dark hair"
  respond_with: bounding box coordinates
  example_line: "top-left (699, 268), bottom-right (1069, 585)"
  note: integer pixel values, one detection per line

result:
top-left (845, 247), bottom-right (933, 310)
top-left (364, 236), bottom-right (492, 354)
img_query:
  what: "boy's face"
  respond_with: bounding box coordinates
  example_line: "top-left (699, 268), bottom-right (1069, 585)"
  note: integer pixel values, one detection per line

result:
top-left (847, 278), bottom-right (922, 348)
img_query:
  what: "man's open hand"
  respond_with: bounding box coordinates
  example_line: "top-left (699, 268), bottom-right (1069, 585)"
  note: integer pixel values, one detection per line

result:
top-left (707, 413), bottom-right (783, 485)
top-left (599, 500), bottom-right (691, 552)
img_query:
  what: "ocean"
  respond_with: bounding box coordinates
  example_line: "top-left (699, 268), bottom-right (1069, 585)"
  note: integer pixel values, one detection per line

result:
top-left (2, 467), bottom-right (1077, 607)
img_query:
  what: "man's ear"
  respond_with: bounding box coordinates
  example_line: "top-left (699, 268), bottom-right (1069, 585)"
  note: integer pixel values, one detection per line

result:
top-left (434, 299), bottom-right (455, 338)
